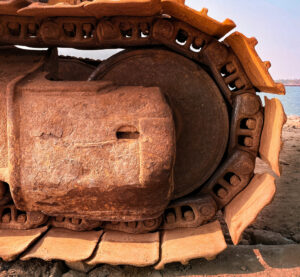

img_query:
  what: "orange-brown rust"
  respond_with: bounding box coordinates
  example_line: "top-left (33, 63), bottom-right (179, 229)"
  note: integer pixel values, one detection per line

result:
top-left (228, 93), bottom-right (264, 155)
top-left (18, 1), bottom-right (89, 17)
top-left (87, 231), bottom-right (160, 266)
top-left (0, 0), bottom-right (29, 15)
top-left (0, 205), bottom-right (48, 230)
top-left (84, 0), bottom-right (161, 18)
top-left (155, 221), bottom-right (227, 270)
top-left (224, 174), bottom-right (276, 245)
top-left (162, 194), bottom-right (217, 229)
top-left (94, 48), bottom-right (230, 199)
top-left (202, 150), bottom-right (256, 208)
top-left (0, 0), bottom-right (286, 269)
top-left (18, 0), bottom-right (162, 17)
top-left (161, 0), bottom-right (235, 38)
top-left (21, 228), bottom-right (102, 262)
top-left (6, 69), bottom-right (175, 221)
top-left (259, 97), bottom-right (287, 176)
top-left (225, 32), bottom-right (285, 95)
top-left (0, 226), bottom-right (48, 262)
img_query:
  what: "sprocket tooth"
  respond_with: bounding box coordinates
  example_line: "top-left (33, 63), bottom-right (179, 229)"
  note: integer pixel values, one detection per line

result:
top-left (155, 221), bottom-right (227, 270)
top-left (200, 7), bottom-right (208, 15)
top-left (21, 228), bottom-right (102, 262)
top-left (224, 32), bottom-right (285, 95)
top-left (224, 174), bottom-right (276, 245)
top-left (259, 97), bottom-right (287, 176)
top-left (161, 0), bottom-right (236, 38)
top-left (264, 61), bottom-right (271, 70)
top-left (248, 37), bottom-right (258, 47)
top-left (0, 226), bottom-right (48, 262)
top-left (87, 231), bottom-right (160, 267)
top-left (166, 0), bottom-right (185, 4)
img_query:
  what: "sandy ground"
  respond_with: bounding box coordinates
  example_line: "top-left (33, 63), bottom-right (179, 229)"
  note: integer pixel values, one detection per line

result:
top-left (253, 115), bottom-right (300, 239)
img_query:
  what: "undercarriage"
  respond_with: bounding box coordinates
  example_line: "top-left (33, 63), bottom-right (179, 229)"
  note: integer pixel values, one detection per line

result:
top-left (0, 0), bottom-right (286, 268)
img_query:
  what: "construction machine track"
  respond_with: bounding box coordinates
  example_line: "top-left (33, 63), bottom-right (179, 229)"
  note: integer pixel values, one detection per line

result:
top-left (0, 0), bottom-right (286, 268)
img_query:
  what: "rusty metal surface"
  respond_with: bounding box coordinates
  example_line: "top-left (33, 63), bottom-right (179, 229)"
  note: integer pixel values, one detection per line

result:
top-left (0, 47), bottom-right (46, 172)
top-left (0, 23), bottom-right (271, 231)
top-left (0, 0), bottom-right (29, 15)
top-left (225, 32), bottom-right (286, 95)
top-left (58, 58), bottom-right (96, 81)
top-left (151, 19), bottom-right (254, 104)
top-left (155, 221), bottom-right (227, 270)
top-left (201, 150), bottom-right (256, 209)
top-left (225, 174), bottom-right (276, 245)
top-left (6, 67), bottom-right (175, 221)
top-left (161, 0), bottom-right (236, 38)
top-left (228, 93), bottom-right (264, 155)
top-left (0, 0), bottom-right (286, 268)
top-left (87, 231), bottom-right (160, 266)
top-left (18, 0), bottom-right (162, 17)
top-left (0, 205), bottom-right (48, 230)
top-left (0, 14), bottom-right (253, 105)
top-left (21, 227), bottom-right (103, 262)
top-left (198, 92), bottom-right (263, 209)
top-left (162, 194), bottom-right (217, 230)
top-left (91, 48), bottom-right (229, 199)
top-left (103, 217), bottom-right (162, 234)
top-left (2, 0), bottom-right (237, 39)
top-left (259, 97), bottom-right (287, 176)
top-left (0, 226), bottom-right (48, 262)
top-left (51, 217), bottom-right (101, 232)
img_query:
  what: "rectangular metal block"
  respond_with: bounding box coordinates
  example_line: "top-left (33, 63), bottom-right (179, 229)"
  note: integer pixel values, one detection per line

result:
top-left (225, 174), bottom-right (276, 245)
top-left (6, 72), bottom-right (175, 221)
top-left (21, 227), bottom-right (102, 262)
top-left (87, 230), bottom-right (160, 267)
top-left (0, 226), bottom-right (48, 262)
top-left (155, 221), bottom-right (227, 269)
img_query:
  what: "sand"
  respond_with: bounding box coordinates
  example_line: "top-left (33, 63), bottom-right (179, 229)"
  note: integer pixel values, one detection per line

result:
top-left (253, 115), bottom-right (300, 238)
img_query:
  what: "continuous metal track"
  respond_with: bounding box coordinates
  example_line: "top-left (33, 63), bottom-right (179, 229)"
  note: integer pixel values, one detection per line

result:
top-left (0, 0), bottom-right (286, 268)
top-left (0, 13), bottom-right (263, 232)
top-left (2, 17), bottom-right (263, 230)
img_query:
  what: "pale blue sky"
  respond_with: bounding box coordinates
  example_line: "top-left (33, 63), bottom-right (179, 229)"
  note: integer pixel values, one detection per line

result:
top-left (186, 0), bottom-right (300, 79)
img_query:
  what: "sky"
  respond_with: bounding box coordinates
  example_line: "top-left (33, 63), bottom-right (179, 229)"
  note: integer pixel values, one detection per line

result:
top-left (185, 0), bottom-right (300, 79)
top-left (59, 0), bottom-right (300, 80)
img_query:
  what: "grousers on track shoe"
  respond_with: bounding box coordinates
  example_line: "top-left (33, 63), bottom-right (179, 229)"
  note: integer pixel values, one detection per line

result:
top-left (0, 0), bottom-right (286, 268)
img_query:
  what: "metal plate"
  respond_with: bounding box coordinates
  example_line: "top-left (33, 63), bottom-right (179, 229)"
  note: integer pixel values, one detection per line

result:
top-left (259, 97), bottom-right (286, 176)
top-left (155, 221), bottom-right (227, 269)
top-left (5, 65), bottom-right (175, 221)
top-left (21, 227), bottom-right (102, 262)
top-left (0, 226), bottom-right (48, 262)
top-left (87, 231), bottom-right (160, 266)
top-left (225, 174), bottom-right (276, 245)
